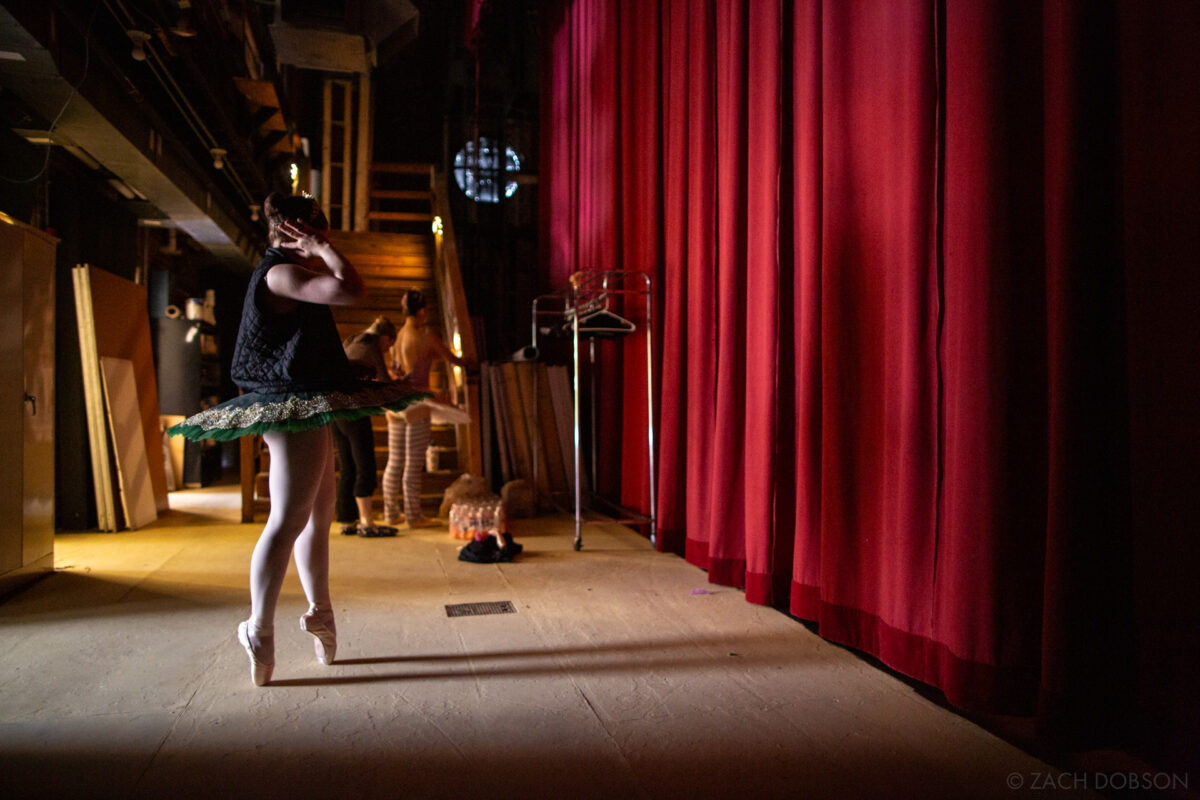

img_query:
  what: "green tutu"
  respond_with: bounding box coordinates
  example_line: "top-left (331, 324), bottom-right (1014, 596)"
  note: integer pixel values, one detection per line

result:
top-left (167, 381), bottom-right (432, 442)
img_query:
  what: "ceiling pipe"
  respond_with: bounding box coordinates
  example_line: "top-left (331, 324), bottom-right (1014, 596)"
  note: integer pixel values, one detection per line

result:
top-left (0, 5), bottom-right (259, 267)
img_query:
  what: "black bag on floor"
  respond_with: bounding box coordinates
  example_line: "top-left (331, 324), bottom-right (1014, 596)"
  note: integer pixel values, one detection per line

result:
top-left (458, 533), bottom-right (523, 563)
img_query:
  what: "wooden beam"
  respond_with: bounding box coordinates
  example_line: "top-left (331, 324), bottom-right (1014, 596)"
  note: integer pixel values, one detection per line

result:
top-left (355, 72), bottom-right (371, 232)
top-left (249, 104), bottom-right (280, 132)
top-left (369, 189), bottom-right (432, 201)
top-left (321, 81), bottom-right (332, 216)
top-left (341, 82), bottom-right (352, 231)
top-left (254, 130), bottom-right (288, 158)
top-left (367, 211), bottom-right (434, 222)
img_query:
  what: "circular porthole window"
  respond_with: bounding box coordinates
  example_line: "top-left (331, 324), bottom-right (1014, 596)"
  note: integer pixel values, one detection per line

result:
top-left (453, 137), bottom-right (521, 204)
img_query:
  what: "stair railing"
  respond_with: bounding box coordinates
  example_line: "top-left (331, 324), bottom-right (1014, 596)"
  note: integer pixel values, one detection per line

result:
top-left (428, 167), bottom-right (482, 476)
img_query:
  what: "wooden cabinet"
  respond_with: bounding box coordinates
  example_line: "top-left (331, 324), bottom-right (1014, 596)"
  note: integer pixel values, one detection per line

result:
top-left (0, 214), bottom-right (57, 597)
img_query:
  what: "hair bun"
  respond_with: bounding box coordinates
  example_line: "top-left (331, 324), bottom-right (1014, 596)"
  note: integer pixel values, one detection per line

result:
top-left (263, 192), bottom-right (284, 218)
top-left (404, 289), bottom-right (427, 316)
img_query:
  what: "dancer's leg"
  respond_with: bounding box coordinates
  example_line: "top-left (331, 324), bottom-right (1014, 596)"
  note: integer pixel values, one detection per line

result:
top-left (403, 418), bottom-right (431, 522)
top-left (248, 427), bottom-right (329, 629)
top-left (292, 428), bottom-right (338, 664)
top-left (293, 425), bottom-right (335, 608)
top-left (382, 415), bottom-right (406, 523)
top-left (240, 426), bottom-right (328, 684)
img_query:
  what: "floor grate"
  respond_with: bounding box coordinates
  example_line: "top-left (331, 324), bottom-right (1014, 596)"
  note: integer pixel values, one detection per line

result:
top-left (445, 601), bottom-right (517, 618)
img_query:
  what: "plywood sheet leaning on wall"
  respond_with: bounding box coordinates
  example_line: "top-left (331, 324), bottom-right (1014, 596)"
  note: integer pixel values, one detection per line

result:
top-left (547, 365), bottom-right (579, 496)
top-left (72, 265), bottom-right (118, 531)
top-left (100, 357), bottom-right (158, 529)
top-left (535, 363), bottom-right (568, 495)
top-left (514, 362), bottom-right (549, 494)
top-left (80, 265), bottom-right (169, 514)
top-left (487, 364), bottom-right (513, 484)
top-left (72, 265), bottom-right (168, 528)
top-left (499, 362), bottom-right (532, 483)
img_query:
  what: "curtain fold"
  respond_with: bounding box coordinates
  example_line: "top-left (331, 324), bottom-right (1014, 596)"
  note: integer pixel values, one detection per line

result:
top-left (814, 0), bottom-right (941, 682)
top-left (653, 0), bottom-right (693, 554)
top-left (616, 0), bottom-right (660, 518)
top-left (681, 2), bottom-right (719, 572)
top-left (741, 0), bottom-right (783, 605)
top-left (935, 0), bottom-right (1049, 711)
top-left (788, 0), bottom-right (824, 621)
top-left (540, 0), bottom-right (1197, 752)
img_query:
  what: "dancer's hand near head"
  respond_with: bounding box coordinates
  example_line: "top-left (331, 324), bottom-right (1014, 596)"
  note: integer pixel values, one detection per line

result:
top-left (277, 220), bottom-right (328, 259)
top-left (266, 223), bottom-right (365, 308)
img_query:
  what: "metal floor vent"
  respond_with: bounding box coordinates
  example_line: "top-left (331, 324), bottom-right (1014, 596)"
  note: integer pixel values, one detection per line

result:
top-left (445, 601), bottom-right (517, 618)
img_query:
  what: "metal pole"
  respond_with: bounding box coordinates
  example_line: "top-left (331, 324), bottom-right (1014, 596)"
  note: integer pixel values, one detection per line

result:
top-left (589, 337), bottom-right (598, 495)
top-left (645, 273), bottom-right (656, 547)
top-left (572, 287), bottom-right (583, 550)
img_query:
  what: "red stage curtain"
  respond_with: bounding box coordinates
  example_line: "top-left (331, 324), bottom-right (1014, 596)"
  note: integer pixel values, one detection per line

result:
top-left (540, 0), bottom-right (1200, 755)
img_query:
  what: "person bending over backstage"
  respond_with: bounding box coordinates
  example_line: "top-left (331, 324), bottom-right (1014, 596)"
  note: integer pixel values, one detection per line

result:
top-left (333, 316), bottom-right (397, 537)
top-left (383, 289), bottom-right (468, 528)
top-left (169, 193), bottom-right (426, 686)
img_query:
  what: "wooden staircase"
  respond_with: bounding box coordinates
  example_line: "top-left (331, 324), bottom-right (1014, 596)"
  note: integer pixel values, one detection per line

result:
top-left (240, 164), bottom-right (481, 522)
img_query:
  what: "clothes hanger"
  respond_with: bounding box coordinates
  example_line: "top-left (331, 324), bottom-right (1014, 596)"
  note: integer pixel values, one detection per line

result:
top-left (562, 295), bottom-right (605, 321)
top-left (568, 305), bottom-right (636, 338)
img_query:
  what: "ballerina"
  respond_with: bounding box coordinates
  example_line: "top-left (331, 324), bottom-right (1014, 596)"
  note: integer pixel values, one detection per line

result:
top-left (170, 193), bottom-right (428, 686)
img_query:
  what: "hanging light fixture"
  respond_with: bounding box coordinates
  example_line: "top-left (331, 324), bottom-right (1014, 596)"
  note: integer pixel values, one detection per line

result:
top-left (171, 1), bottom-right (197, 38)
top-left (210, 147), bottom-right (226, 169)
top-left (127, 29), bottom-right (151, 61)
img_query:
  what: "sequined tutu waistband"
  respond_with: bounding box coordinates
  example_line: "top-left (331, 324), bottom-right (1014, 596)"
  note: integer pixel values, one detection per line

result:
top-left (167, 382), bottom-right (431, 442)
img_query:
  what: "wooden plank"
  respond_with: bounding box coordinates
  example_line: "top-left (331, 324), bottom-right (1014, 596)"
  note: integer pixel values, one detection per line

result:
top-left (352, 262), bottom-right (435, 276)
top-left (358, 287), bottom-right (436, 301)
top-left (85, 266), bottom-right (169, 512)
top-left (463, 376), bottom-right (483, 477)
top-left (515, 362), bottom-right (549, 495)
top-left (72, 266), bottom-right (117, 531)
top-left (328, 249), bottom-right (434, 263)
top-left (269, 133), bottom-right (302, 155)
top-left (548, 365), bottom-right (578, 496)
top-left (337, 247), bottom-right (435, 260)
top-left (367, 211), bottom-right (434, 223)
top-left (536, 363), bottom-right (568, 494)
top-left (479, 368), bottom-right (493, 488)
top-left (327, 230), bottom-right (431, 248)
top-left (341, 254), bottom-right (433, 267)
top-left (100, 357), bottom-right (158, 529)
top-left (355, 71), bottom-right (371, 232)
top-left (233, 76), bottom-right (282, 107)
top-left (321, 80), bottom-right (332, 221)
top-left (499, 363), bottom-right (531, 482)
top-left (488, 365), bottom-right (513, 484)
top-left (370, 189), bottom-right (431, 201)
top-left (341, 79), bottom-right (353, 231)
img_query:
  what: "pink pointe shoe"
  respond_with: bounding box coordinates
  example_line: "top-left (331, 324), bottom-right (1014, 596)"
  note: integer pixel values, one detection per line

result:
top-left (299, 606), bottom-right (337, 665)
top-left (237, 621), bottom-right (274, 687)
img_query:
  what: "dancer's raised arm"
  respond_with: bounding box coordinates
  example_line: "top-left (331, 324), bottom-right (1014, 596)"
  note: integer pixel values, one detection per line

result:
top-left (265, 219), bottom-right (366, 306)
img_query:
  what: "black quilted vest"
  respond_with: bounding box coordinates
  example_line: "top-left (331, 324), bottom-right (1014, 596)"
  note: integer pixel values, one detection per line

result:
top-left (230, 248), bottom-right (354, 393)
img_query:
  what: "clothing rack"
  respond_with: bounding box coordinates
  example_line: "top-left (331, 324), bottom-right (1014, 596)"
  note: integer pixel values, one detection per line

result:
top-left (524, 270), bottom-right (656, 550)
